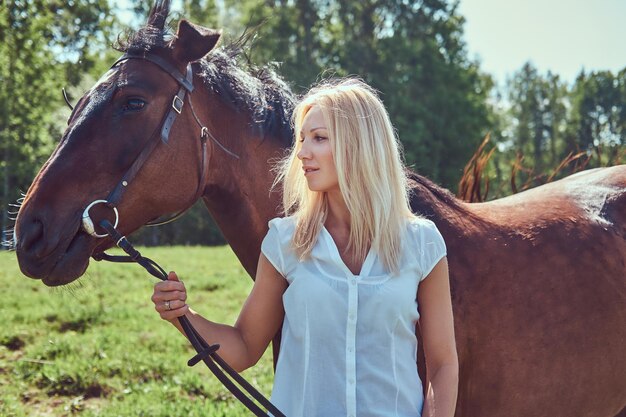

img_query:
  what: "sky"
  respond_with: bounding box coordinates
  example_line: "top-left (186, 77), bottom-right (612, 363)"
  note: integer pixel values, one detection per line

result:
top-left (457, 0), bottom-right (626, 87)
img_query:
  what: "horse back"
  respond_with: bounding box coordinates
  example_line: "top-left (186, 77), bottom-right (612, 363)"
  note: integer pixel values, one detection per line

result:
top-left (473, 164), bottom-right (626, 232)
top-left (441, 165), bottom-right (626, 417)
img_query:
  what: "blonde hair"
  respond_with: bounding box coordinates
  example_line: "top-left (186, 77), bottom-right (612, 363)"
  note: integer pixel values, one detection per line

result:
top-left (273, 78), bottom-right (419, 274)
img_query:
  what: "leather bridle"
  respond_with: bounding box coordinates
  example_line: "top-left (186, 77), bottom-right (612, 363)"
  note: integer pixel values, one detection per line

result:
top-left (82, 51), bottom-right (238, 233)
top-left (78, 53), bottom-right (285, 417)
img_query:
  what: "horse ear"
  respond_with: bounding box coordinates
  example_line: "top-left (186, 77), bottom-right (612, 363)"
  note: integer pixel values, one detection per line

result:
top-left (147, 0), bottom-right (171, 30)
top-left (172, 20), bottom-right (221, 63)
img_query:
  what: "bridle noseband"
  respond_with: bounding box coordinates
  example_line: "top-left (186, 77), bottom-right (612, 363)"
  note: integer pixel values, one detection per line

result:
top-left (78, 54), bottom-right (284, 417)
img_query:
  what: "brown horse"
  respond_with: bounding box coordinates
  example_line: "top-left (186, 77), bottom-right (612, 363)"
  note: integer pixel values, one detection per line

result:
top-left (14, 3), bottom-right (626, 417)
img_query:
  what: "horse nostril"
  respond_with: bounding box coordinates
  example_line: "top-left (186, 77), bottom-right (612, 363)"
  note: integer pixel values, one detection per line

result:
top-left (19, 217), bottom-right (45, 256)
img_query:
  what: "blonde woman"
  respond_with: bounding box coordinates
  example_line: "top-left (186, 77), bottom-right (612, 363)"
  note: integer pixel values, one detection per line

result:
top-left (152, 79), bottom-right (459, 417)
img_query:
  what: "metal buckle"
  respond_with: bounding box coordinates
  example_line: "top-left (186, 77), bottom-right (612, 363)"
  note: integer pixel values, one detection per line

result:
top-left (81, 200), bottom-right (119, 238)
top-left (172, 95), bottom-right (184, 114)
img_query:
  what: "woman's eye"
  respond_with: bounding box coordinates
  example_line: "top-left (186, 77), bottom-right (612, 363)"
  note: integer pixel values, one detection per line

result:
top-left (122, 98), bottom-right (145, 112)
top-left (299, 135), bottom-right (327, 143)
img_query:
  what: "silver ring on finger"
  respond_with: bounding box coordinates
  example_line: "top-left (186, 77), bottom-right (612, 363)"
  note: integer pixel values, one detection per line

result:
top-left (165, 300), bottom-right (171, 311)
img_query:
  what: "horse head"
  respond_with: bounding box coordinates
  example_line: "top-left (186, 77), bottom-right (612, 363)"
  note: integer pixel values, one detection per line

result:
top-left (15, 1), bottom-right (230, 286)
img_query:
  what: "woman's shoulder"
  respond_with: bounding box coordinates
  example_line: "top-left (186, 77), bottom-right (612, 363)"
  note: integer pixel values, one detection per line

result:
top-left (406, 215), bottom-right (439, 231)
top-left (262, 216), bottom-right (298, 278)
top-left (267, 215), bottom-right (297, 236)
top-left (405, 215), bottom-right (447, 279)
top-left (405, 215), bottom-right (445, 244)
top-left (268, 215), bottom-right (296, 227)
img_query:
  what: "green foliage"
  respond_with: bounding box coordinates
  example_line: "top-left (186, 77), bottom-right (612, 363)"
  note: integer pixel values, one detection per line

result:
top-left (0, 246), bottom-right (273, 416)
top-left (124, 0), bottom-right (220, 35)
top-left (496, 63), bottom-right (567, 190)
top-left (465, 62), bottom-right (625, 200)
top-left (183, 0), bottom-right (220, 28)
top-left (504, 64), bottom-right (569, 182)
top-left (46, 0), bottom-right (118, 84)
top-left (568, 69), bottom-right (625, 161)
top-left (1, 2), bottom-right (63, 245)
top-left (0, 1), bottom-right (118, 245)
top-left (2, 1), bottom-right (625, 246)
top-left (230, 0), bottom-right (491, 189)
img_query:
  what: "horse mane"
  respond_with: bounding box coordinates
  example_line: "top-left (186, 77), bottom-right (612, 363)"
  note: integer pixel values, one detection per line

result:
top-left (195, 44), bottom-right (295, 146)
top-left (114, 0), bottom-right (296, 147)
top-left (113, 1), bottom-right (476, 222)
top-left (407, 170), bottom-right (479, 221)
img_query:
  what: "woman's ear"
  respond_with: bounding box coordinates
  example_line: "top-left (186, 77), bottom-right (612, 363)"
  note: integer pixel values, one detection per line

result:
top-left (171, 19), bottom-right (221, 63)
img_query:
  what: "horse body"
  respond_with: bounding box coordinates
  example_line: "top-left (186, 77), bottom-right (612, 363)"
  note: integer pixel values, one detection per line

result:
top-left (201, 134), bottom-right (626, 417)
top-left (13, 3), bottom-right (625, 416)
top-left (415, 165), bottom-right (626, 416)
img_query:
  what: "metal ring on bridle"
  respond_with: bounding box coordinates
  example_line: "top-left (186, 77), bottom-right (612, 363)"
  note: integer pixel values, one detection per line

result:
top-left (82, 200), bottom-right (119, 238)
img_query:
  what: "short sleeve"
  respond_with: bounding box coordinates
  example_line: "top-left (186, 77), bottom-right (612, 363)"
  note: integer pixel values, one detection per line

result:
top-left (260, 217), bottom-right (297, 279)
top-left (413, 218), bottom-right (447, 281)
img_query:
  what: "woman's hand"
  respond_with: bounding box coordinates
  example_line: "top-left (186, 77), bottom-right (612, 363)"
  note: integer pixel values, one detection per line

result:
top-left (151, 271), bottom-right (190, 321)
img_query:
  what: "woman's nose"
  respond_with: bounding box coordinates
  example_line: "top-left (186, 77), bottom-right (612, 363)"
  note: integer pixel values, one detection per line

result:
top-left (297, 142), bottom-right (311, 160)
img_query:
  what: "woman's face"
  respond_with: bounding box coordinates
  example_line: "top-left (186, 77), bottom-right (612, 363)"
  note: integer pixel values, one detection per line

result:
top-left (297, 106), bottom-right (339, 193)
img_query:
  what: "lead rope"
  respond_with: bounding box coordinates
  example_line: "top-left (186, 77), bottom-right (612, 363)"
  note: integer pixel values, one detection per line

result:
top-left (94, 219), bottom-right (285, 417)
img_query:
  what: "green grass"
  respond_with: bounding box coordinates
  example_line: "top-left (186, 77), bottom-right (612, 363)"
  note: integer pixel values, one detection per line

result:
top-left (0, 246), bottom-right (274, 417)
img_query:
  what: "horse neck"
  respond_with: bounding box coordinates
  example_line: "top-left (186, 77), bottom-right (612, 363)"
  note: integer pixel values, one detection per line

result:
top-left (199, 107), bottom-right (285, 278)
top-left (409, 174), bottom-right (477, 234)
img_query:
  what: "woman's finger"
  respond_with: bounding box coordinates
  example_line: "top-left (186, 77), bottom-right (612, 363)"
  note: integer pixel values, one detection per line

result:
top-left (155, 298), bottom-right (186, 313)
top-left (152, 271), bottom-right (188, 321)
top-left (154, 280), bottom-right (185, 292)
top-left (152, 290), bottom-right (187, 303)
top-left (159, 304), bottom-right (189, 321)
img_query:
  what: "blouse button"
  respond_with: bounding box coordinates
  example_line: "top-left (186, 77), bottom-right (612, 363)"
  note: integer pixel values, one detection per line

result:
top-left (350, 278), bottom-right (357, 285)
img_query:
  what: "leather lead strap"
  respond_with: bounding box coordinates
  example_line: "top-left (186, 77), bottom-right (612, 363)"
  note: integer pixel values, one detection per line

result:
top-left (95, 220), bottom-right (286, 417)
top-left (93, 53), bottom-right (280, 416)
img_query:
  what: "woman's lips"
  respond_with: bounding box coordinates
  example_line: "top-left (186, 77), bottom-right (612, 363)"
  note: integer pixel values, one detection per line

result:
top-left (304, 168), bottom-right (319, 176)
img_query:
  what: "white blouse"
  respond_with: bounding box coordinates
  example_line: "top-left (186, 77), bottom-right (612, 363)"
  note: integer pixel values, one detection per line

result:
top-left (261, 216), bottom-right (447, 417)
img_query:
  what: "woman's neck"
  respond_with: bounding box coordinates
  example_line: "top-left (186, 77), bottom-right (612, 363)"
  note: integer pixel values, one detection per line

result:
top-left (324, 190), bottom-right (351, 231)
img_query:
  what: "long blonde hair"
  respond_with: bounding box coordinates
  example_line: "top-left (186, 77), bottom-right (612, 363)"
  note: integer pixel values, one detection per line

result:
top-left (273, 78), bottom-right (419, 274)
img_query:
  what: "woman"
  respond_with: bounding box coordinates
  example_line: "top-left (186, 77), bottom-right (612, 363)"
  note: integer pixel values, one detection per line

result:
top-left (152, 79), bottom-right (458, 417)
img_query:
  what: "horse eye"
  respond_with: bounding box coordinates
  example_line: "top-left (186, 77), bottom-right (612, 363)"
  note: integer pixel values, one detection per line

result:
top-left (122, 98), bottom-right (145, 112)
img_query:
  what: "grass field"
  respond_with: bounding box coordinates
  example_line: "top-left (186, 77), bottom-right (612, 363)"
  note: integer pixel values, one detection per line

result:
top-left (0, 246), bottom-right (274, 417)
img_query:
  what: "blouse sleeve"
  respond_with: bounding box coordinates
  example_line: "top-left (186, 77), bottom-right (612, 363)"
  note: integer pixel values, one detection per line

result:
top-left (260, 217), bottom-right (297, 279)
top-left (417, 219), bottom-right (447, 281)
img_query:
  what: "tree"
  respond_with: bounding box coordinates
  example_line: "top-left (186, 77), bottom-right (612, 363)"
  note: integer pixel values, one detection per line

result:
top-left (506, 63), bottom-right (568, 180)
top-left (568, 70), bottom-right (624, 166)
top-left (225, 0), bottom-right (492, 190)
top-left (466, 63), bottom-right (625, 202)
top-left (0, 1), bottom-right (115, 248)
